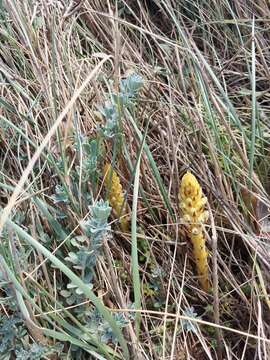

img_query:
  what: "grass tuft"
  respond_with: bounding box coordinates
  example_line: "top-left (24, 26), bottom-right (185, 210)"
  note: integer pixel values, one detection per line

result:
top-left (0, 1), bottom-right (269, 358)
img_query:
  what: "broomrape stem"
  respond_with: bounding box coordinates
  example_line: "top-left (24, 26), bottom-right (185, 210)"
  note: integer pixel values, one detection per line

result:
top-left (179, 171), bottom-right (210, 291)
top-left (103, 163), bottom-right (129, 232)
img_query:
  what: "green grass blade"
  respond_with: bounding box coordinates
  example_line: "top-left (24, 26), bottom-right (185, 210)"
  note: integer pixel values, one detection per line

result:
top-left (6, 218), bottom-right (130, 359)
top-left (249, 17), bottom-right (257, 183)
top-left (33, 197), bottom-right (68, 241)
top-left (127, 112), bottom-right (175, 221)
top-left (43, 329), bottom-right (110, 360)
top-left (131, 132), bottom-right (144, 338)
top-left (0, 254), bottom-right (115, 359)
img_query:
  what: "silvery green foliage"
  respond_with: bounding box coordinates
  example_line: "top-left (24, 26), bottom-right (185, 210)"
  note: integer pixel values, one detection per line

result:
top-left (52, 184), bottom-right (70, 204)
top-left (0, 315), bottom-right (25, 357)
top-left (101, 73), bottom-right (144, 138)
top-left (120, 73), bottom-right (144, 101)
top-left (75, 137), bottom-right (100, 183)
top-left (99, 103), bottom-right (119, 138)
top-left (15, 343), bottom-right (62, 360)
top-left (84, 304), bottom-right (135, 344)
top-left (181, 306), bottom-right (200, 334)
top-left (82, 199), bottom-right (111, 239)
top-left (0, 314), bottom-right (62, 359)
top-left (65, 200), bottom-right (111, 297)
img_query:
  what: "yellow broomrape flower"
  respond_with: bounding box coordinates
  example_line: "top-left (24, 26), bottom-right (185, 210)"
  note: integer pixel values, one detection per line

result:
top-left (179, 171), bottom-right (210, 291)
top-left (103, 163), bottom-right (129, 232)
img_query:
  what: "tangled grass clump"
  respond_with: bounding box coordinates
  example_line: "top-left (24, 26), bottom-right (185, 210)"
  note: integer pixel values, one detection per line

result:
top-left (0, 0), bottom-right (270, 359)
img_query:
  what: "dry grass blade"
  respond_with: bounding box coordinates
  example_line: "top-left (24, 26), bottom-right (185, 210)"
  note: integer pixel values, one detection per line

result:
top-left (0, 0), bottom-right (269, 359)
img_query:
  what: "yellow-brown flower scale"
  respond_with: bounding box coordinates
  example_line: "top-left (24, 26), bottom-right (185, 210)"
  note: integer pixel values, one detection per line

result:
top-left (179, 171), bottom-right (209, 291)
top-left (103, 163), bottom-right (129, 232)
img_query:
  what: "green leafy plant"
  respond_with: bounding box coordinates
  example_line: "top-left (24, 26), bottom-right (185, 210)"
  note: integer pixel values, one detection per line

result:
top-left (181, 306), bottom-right (200, 334)
top-left (15, 343), bottom-right (62, 360)
top-left (84, 307), bottom-right (134, 344)
top-left (52, 184), bottom-right (70, 204)
top-left (0, 314), bottom-right (62, 360)
top-left (100, 73), bottom-right (144, 138)
top-left (76, 137), bottom-right (102, 185)
top-left (64, 200), bottom-right (111, 298)
top-left (0, 315), bottom-right (25, 358)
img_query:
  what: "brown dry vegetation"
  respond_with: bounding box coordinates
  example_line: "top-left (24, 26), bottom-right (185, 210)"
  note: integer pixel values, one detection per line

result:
top-left (0, 1), bottom-right (270, 359)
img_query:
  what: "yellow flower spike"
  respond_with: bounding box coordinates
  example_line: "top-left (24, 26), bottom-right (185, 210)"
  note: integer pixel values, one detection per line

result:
top-left (103, 163), bottom-right (129, 232)
top-left (179, 171), bottom-right (210, 291)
